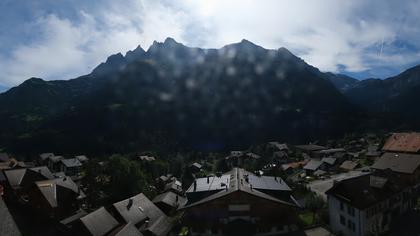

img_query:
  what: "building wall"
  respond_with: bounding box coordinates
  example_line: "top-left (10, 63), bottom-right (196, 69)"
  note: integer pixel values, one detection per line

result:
top-left (328, 195), bottom-right (363, 236)
top-left (184, 191), bottom-right (299, 236)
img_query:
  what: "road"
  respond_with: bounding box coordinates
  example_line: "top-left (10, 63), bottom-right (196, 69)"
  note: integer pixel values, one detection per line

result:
top-left (307, 170), bottom-right (369, 200)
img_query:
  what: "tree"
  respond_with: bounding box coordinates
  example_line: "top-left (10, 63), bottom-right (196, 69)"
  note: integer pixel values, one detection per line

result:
top-left (305, 194), bottom-right (325, 224)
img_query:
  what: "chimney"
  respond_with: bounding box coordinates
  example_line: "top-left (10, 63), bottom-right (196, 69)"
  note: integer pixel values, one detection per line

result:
top-left (207, 176), bottom-right (210, 184)
top-left (176, 195), bottom-right (179, 203)
top-left (126, 198), bottom-right (133, 210)
top-left (193, 180), bottom-right (197, 192)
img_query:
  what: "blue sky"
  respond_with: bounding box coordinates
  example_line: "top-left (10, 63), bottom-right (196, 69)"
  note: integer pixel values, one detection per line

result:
top-left (1, 0), bottom-right (420, 87)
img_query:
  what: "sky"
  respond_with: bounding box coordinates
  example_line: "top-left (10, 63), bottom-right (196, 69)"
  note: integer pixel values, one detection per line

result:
top-left (1, 0), bottom-right (420, 87)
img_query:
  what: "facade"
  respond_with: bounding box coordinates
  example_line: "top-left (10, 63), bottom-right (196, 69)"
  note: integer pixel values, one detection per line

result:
top-left (326, 174), bottom-right (416, 236)
top-left (182, 168), bottom-right (300, 236)
top-left (60, 158), bottom-right (83, 176)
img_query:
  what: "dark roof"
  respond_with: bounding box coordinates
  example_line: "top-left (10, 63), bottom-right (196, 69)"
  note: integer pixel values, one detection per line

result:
top-left (153, 191), bottom-right (187, 208)
top-left (321, 157), bottom-right (336, 165)
top-left (317, 148), bottom-right (345, 154)
top-left (371, 152), bottom-right (420, 174)
top-left (35, 177), bottom-right (83, 208)
top-left (0, 153), bottom-right (10, 162)
top-left (183, 168), bottom-right (298, 209)
top-left (61, 158), bottom-right (83, 168)
top-left (143, 215), bottom-right (172, 236)
top-left (60, 209), bottom-right (88, 225)
top-left (382, 132), bottom-right (420, 153)
top-left (0, 198), bottom-right (21, 236)
top-left (4, 166), bottom-right (54, 188)
top-left (80, 207), bottom-right (119, 236)
top-left (112, 193), bottom-right (165, 225)
top-left (303, 159), bottom-right (323, 171)
top-left (326, 174), bottom-right (407, 209)
top-left (109, 222), bottom-right (143, 236)
top-left (75, 155), bottom-right (89, 162)
top-left (295, 144), bottom-right (326, 152)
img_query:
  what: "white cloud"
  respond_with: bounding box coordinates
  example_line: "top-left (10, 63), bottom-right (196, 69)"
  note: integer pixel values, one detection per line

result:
top-left (1, 0), bottom-right (420, 86)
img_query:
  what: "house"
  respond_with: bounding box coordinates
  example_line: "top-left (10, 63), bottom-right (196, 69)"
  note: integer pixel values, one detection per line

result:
top-left (3, 166), bottom-right (54, 197)
top-left (281, 160), bottom-right (309, 175)
top-left (77, 207), bottom-right (120, 236)
top-left (339, 161), bottom-right (359, 172)
top-left (371, 152), bottom-right (420, 185)
top-left (320, 157), bottom-right (337, 171)
top-left (110, 193), bottom-right (172, 236)
top-left (48, 155), bottom-right (64, 172)
top-left (189, 163), bottom-right (202, 174)
top-left (153, 191), bottom-right (187, 214)
top-left (39, 153), bottom-right (54, 165)
top-left (365, 145), bottom-right (381, 158)
top-left (60, 158), bottom-right (83, 176)
top-left (268, 142), bottom-right (290, 152)
top-left (326, 173), bottom-right (414, 236)
top-left (382, 132), bottom-right (420, 153)
top-left (182, 168), bottom-right (300, 236)
top-left (164, 180), bottom-right (183, 195)
top-left (76, 155), bottom-right (89, 163)
top-left (28, 176), bottom-right (85, 218)
top-left (303, 159), bottom-right (325, 175)
top-left (316, 148), bottom-right (346, 158)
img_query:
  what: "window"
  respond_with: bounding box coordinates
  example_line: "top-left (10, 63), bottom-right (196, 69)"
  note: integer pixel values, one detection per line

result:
top-left (347, 205), bottom-right (355, 216)
top-left (340, 215), bottom-right (346, 226)
top-left (347, 220), bottom-right (356, 232)
top-left (340, 201), bottom-right (344, 210)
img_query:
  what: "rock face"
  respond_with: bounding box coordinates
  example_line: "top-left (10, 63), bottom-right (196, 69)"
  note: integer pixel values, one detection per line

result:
top-left (0, 38), bottom-right (377, 154)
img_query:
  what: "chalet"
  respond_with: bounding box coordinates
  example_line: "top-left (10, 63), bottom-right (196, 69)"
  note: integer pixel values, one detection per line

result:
top-left (153, 191), bottom-right (187, 214)
top-left (60, 158), bottom-right (83, 176)
top-left (320, 157), bottom-right (337, 171)
top-left (189, 163), bottom-right (202, 174)
top-left (326, 173), bottom-right (415, 236)
top-left (28, 176), bottom-right (85, 218)
top-left (281, 159), bottom-right (309, 175)
top-left (365, 145), bottom-right (381, 158)
top-left (371, 152), bottom-right (420, 185)
top-left (3, 166), bottom-right (54, 197)
top-left (48, 155), bottom-right (64, 172)
top-left (155, 174), bottom-right (175, 191)
top-left (164, 180), bottom-right (183, 195)
top-left (110, 193), bottom-right (172, 236)
top-left (382, 132), bottom-right (420, 153)
top-left (182, 168), bottom-right (300, 236)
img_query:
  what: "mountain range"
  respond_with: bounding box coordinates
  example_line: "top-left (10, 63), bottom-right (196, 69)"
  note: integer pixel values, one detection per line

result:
top-left (0, 38), bottom-right (419, 155)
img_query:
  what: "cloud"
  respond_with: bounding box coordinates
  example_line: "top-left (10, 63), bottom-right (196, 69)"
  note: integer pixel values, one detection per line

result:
top-left (1, 0), bottom-right (420, 86)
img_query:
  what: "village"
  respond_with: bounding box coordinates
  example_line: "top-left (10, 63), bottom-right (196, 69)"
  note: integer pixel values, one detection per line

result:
top-left (1, 132), bottom-right (420, 236)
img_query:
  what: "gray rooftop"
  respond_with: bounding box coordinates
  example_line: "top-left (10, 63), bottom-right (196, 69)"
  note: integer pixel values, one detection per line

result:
top-left (371, 152), bottom-right (420, 174)
top-left (61, 158), bottom-right (82, 168)
top-left (80, 207), bottom-right (119, 236)
top-left (303, 159), bottom-right (323, 171)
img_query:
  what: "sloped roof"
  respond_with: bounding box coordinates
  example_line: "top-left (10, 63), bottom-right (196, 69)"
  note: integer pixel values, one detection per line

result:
top-left (371, 152), bottom-right (420, 174)
top-left (112, 193), bottom-right (165, 225)
top-left (75, 155), bottom-right (89, 162)
top-left (61, 158), bottom-right (82, 168)
top-left (143, 215), bottom-right (172, 236)
top-left (326, 174), bottom-right (406, 209)
top-left (39, 153), bottom-right (54, 161)
top-left (382, 132), bottom-right (420, 153)
top-left (80, 207), bottom-right (119, 236)
top-left (339, 161), bottom-right (359, 170)
top-left (303, 160), bottom-right (323, 171)
top-left (0, 198), bottom-right (21, 236)
top-left (153, 191), bottom-right (187, 208)
top-left (35, 177), bottom-right (82, 208)
top-left (183, 168), bottom-right (297, 209)
top-left (4, 166), bottom-right (53, 188)
top-left (110, 222), bottom-right (143, 236)
top-left (295, 144), bottom-right (326, 152)
top-left (269, 142), bottom-right (289, 151)
top-left (49, 155), bottom-right (64, 163)
top-left (321, 157), bottom-right (336, 165)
